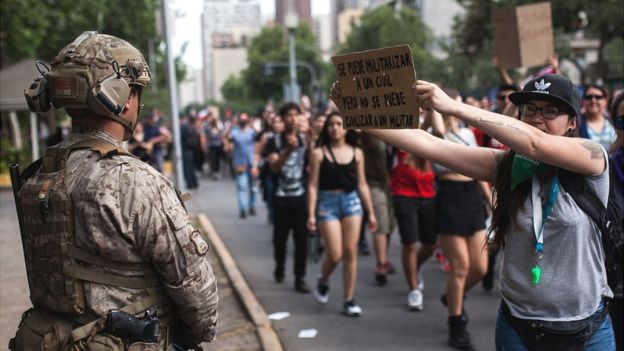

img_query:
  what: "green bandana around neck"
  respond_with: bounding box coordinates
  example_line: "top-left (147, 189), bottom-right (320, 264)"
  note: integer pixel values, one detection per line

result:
top-left (511, 153), bottom-right (553, 190)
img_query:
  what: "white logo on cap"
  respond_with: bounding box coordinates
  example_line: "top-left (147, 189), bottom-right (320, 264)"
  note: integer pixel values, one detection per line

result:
top-left (533, 79), bottom-right (551, 94)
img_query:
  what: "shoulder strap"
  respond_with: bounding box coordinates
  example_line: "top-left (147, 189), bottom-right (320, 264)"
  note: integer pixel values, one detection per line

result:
top-left (297, 132), bottom-right (306, 146)
top-left (559, 170), bottom-right (604, 227)
top-left (327, 144), bottom-right (338, 164)
top-left (69, 138), bottom-right (135, 158)
top-left (274, 133), bottom-right (282, 151)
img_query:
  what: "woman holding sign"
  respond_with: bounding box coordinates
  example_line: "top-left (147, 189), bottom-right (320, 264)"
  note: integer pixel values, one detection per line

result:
top-left (307, 111), bottom-right (378, 317)
top-left (331, 74), bottom-right (615, 350)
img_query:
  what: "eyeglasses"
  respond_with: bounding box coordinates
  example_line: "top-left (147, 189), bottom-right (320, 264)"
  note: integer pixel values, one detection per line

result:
top-left (583, 94), bottom-right (604, 100)
top-left (520, 104), bottom-right (566, 119)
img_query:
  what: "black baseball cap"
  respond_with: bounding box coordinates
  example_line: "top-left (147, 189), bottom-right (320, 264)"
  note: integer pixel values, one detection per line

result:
top-left (509, 74), bottom-right (581, 118)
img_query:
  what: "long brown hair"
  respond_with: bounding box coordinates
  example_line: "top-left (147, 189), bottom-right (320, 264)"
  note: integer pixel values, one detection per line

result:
top-left (488, 113), bottom-right (579, 251)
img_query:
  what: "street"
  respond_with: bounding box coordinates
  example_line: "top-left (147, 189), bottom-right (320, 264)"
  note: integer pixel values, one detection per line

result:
top-left (186, 175), bottom-right (500, 351)
top-left (0, 173), bottom-right (500, 350)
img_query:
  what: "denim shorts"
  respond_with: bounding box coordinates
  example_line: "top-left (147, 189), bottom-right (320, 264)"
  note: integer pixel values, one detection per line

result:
top-left (317, 190), bottom-right (363, 223)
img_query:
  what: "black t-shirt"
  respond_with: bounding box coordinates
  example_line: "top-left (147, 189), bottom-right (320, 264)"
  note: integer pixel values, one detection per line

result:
top-left (265, 133), bottom-right (308, 201)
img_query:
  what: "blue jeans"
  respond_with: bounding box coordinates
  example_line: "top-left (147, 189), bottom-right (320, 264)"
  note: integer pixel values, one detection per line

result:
top-left (316, 190), bottom-right (363, 223)
top-left (235, 170), bottom-right (257, 213)
top-left (495, 306), bottom-right (616, 351)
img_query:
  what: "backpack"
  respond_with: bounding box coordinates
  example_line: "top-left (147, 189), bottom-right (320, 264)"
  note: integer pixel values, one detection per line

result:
top-left (559, 160), bottom-right (624, 293)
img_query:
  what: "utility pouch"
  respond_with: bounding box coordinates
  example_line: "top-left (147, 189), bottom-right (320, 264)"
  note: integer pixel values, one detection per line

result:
top-left (82, 333), bottom-right (125, 351)
top-left (500, 300), bottom-right (608, 351)
top-left (11, 308), bottom-right (73, 351)
top-left (126, 342), bottom-right (160, 351)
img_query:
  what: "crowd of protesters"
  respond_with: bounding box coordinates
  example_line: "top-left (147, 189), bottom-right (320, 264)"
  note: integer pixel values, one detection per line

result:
top-left (39, 55), bottom-right (620, 350)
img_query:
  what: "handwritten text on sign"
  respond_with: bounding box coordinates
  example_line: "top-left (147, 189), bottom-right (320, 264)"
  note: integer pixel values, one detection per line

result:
top-left (332, 45), bottom-right (419, 129)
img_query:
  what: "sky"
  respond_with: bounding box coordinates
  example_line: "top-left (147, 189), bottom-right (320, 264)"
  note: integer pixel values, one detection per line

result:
top-left (172, 0), bottom-right (330, 70)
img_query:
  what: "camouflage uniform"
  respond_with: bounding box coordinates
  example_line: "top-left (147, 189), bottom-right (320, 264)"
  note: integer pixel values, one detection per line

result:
top-left (12, 32), bottom-right (217, 350)
top-left (65, 127), bottom-right (218, 340)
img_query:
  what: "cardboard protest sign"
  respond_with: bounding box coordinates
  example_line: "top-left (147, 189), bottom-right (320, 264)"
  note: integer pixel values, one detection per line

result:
top-left (492, 2), bottom-right (553, 69)
top-left (331, 45), bottom-right (419, 129)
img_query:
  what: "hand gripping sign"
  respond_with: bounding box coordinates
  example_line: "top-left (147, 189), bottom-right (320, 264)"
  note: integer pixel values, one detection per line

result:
top-left (332, 45), bottom-right (419, 129)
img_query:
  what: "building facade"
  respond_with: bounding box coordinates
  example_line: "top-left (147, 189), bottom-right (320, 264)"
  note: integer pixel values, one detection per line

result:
top-left (275, 0), bottom-right (311, 27)
top-left (201, 0), bottom-right (262, 101)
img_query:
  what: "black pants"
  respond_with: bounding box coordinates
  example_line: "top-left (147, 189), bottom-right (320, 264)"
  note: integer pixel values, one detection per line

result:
top-left (273, 199), bottom-right (308, 279)
top-left (182, 149), bottom-right (198, 189)
top-left (208, 146), bottom-right (222, 173)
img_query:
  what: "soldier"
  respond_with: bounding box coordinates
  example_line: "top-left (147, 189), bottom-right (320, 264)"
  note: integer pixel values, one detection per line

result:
top-left (11, 31), bottom-right (218, 350)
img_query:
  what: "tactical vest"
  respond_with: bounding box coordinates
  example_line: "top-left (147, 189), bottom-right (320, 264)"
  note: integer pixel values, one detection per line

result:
top-left (16, 137), bottom-right (167, 343)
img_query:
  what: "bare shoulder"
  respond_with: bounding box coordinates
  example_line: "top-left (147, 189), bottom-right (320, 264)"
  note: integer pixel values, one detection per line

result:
top-left (311, 147), bottom-right (324, 161)
top-left (355, 146), bottom-right (364, 161)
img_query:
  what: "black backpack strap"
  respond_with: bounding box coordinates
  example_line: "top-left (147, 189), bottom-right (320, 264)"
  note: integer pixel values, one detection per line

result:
top-left (559, 170), bottom-right (605, 228)
top-left (560, 169), bottom-right (621, 290)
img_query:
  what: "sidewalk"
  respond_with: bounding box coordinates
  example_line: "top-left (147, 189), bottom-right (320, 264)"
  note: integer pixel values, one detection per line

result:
top-left (186, 175), bottom-right (500, 351)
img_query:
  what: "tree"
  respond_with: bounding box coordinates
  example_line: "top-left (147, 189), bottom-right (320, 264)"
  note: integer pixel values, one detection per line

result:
top-left (336, 6), bottom-right (440, 80)
top-left (325, 6), bottom-right (455, 94)
top-left (1, 0), bottom-right (160, 67)
top-left (450, 0), bottom-right (624, 86)
top-left (0, 0), bottom-right (186, 112)
top-left (221, 23), bottom-right (323, 112)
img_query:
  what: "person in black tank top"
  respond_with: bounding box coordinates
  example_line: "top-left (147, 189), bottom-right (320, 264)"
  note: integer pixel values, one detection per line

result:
top-left (307, 111), bottom-right (377, 317)
top-left (318, 144), bottom-right (358, 192)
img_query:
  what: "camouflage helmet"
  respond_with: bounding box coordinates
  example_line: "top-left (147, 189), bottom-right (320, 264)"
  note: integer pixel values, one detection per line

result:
top-left (46, 31), bottom-right (151, 138)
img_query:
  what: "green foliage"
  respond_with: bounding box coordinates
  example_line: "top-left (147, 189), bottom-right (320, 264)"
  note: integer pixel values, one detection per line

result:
top-left (0, 0), bottom-right (186, 111)
top-left (450, 0), bottom-right (624, 87)
top-left (0, 138), bottom-right (19, 174)
top-left (220, 23), bottom-right (323, 112)
top-left (336, 6), bottom-right (439, 80)
top-left (1, 0), bottom-right (159, 67)
top-left (605, 37), bottom-right (623, 80)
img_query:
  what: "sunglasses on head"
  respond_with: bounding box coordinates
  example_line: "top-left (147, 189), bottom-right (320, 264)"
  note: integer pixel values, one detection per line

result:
top-left (520, 104), bottom-right (567, 119)
top-left (583, 94), bottom-right (604, 100)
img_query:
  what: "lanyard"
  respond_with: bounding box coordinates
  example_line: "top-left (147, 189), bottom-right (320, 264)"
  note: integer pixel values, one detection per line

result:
top-left (530, 173), bottom-right (559, 284)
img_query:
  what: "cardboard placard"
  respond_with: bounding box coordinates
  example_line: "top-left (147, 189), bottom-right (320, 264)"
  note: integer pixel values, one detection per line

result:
top-left (492, 2), bottom-right (553, 69)
top-left (331, 45), bottom-right (419, 129)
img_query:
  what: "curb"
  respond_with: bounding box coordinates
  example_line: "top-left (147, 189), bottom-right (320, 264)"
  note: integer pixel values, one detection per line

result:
top-left (196, 214), bottom-right (284, 351)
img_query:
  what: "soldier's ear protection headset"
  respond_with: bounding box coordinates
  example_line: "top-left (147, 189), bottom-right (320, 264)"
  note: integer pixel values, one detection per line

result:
top-left (24, 60), bottom-right (133, 116)
top-left (92, 61), bottom-right (131, 115)
top-left (24, 61), bottom-right (52, 113)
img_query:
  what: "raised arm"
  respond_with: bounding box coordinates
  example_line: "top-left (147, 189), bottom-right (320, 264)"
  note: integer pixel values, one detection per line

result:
top-left (365, 128), bottom-right (501, 182)
top-left (414, 80), bottom-right (605, 175)
top-left (268, 134), bottom-right (298, 173)
top-left (328, 81), bottom-right (500, 182)
top-left (493, 57), bottom-right (514, 86)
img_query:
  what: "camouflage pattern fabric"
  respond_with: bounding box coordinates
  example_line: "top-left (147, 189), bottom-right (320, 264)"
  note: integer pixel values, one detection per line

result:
top-left (52, 32), bottom-right (151, 87)
top-left (57, 126), bottom-right (217, 342)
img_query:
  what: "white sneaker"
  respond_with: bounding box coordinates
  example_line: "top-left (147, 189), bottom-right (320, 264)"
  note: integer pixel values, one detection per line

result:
top-left (416, 271), bottom-right (424, 291)
top-left (314, 279), bottom-right (330, 305)
top-left (408, 289), bottom-right (424, 311)
top-left (343, 300), bottom-right (362, 317)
